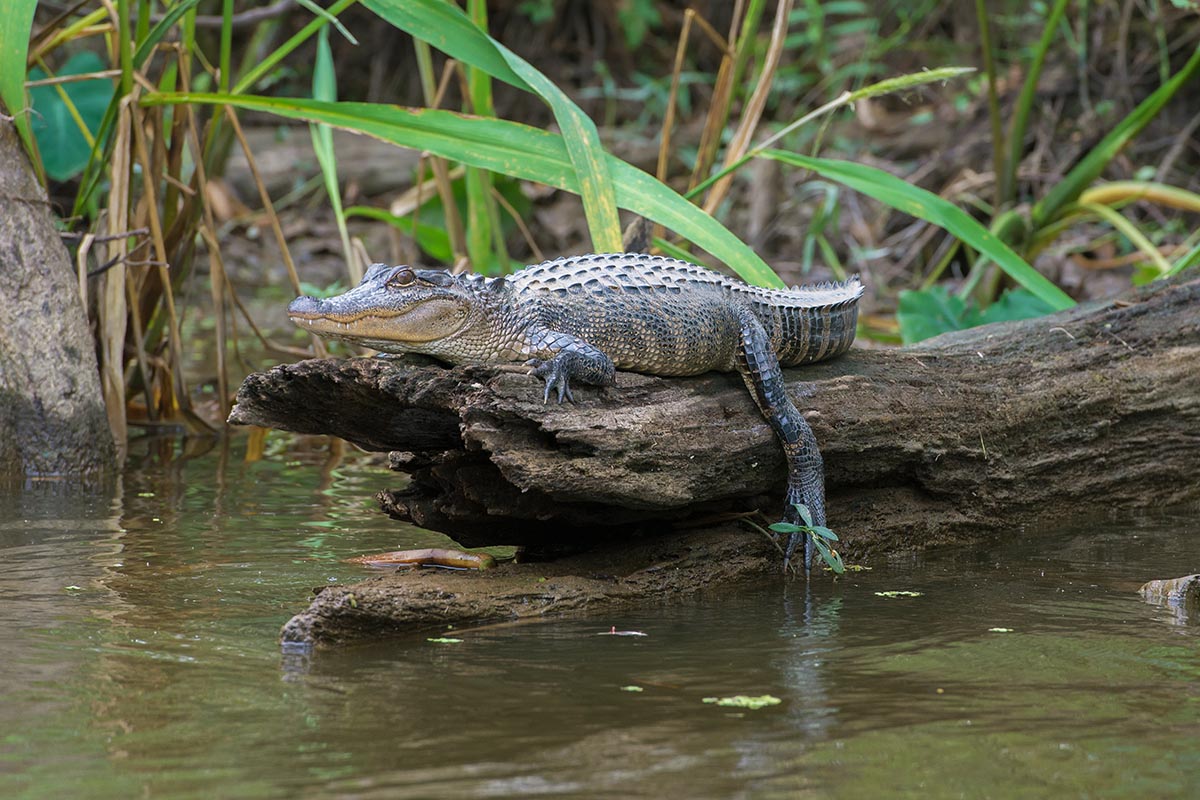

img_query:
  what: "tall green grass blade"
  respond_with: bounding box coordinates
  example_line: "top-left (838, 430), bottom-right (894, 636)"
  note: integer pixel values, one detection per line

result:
top-left (974, 0), bottom-right (1003, 210)
top-left (761, 149), bottom-right (1074, 309)
top-left (1032, 41), bottom-right (1200, 227)
top-left (1079, 180), bottom-right (1200, 213)
top-left (233, 0), bottom-right (359, 94)
top-left (1000, 0), bottom-right (1068, 205)
top-left (295, 0), bottom-right (359, 43)
top-left (1165, 241), bottom-right (1200, 279)
top-left (361, 0), bottom-right (623, 252)
top-left (219, 0), bottom-right (233, 92)
top-left (0, 0), bottom-right (40, 164)
top-left (463, 0), bottom-right (505, 272)
top-left (116, 0), bottom-right (133, 97)
top-left (686, 67), bottom-right (973, 203)
top-left (309, 27), bottom-right (357, 281)
top-left (143, 93), bottom-right (781, 286)
top-left (1076, 202), bottom-right (1172, 275)
top-left (132, 0), bottom-right (201, 66)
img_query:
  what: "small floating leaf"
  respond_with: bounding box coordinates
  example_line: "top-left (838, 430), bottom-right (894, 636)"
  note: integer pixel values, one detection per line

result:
top-left (702, 695), bottom-right (782, 709)
top-left (64, 585), bottom-right (83, 592)
top-left (620, 685), bottom-right (644, 692)
top-left (427, 637), bottom-right (463, 644)
top-left (988, 627), bottom-right (1014, 633)
top-left (875, 591), bottom-right (924, 598)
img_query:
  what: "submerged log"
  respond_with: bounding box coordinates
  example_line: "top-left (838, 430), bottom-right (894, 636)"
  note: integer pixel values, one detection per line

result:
top-left (230, 276), bottom-right (1200, 645)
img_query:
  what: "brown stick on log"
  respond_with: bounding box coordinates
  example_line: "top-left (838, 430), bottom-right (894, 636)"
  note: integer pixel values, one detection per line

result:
top-left (229, 277), bottom-right (1200, 646)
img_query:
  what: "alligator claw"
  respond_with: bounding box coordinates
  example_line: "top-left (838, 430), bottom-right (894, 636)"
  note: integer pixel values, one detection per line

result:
top-left (781, 530), bottom-right (812, 577)
top-left (526, 359), bottom-right (574, 404)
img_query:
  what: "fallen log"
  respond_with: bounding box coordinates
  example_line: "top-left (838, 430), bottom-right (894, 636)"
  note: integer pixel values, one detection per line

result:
top-left (230, 276), bottom-right (1200, 645)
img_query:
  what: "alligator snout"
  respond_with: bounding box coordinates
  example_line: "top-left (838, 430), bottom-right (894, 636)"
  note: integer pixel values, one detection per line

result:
top-left (287, 295), bottom-right (324, 317)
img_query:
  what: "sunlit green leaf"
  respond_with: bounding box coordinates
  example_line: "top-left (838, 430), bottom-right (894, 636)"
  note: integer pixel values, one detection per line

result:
top-left (761, 150), bottom-right (1075, 310)
top-left (143, 93), bottom-right (781, 285)
top-left (0, 0), bottom-right (38, 154)
top-left (362, 0), bottom-right (622, 251)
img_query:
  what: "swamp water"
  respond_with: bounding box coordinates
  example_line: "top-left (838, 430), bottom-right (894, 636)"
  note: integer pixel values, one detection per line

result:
top-left (1, 438), bottom-right (1197, 799)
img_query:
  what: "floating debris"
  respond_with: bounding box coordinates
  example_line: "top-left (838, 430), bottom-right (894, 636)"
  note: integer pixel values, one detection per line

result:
top-left (874, 590), bottom-right (924, 598)
top-left (598, 626), bottom-right (648, 637)
top-left (702, 695), bottom-right (782, 709)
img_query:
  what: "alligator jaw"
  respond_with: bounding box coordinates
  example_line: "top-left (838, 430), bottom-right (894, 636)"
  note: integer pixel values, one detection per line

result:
top-left (287, 295), bottom-right (469, 345)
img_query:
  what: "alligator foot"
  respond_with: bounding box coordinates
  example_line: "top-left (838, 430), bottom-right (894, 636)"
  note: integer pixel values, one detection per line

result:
top-left (526, 358), bottom-right (575, 404)
top-left (781, 529), bottom-right (813, 577)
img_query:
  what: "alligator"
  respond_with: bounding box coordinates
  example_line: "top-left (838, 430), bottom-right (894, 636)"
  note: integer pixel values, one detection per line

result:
top-left (288, 253), bottom-right (862, 571)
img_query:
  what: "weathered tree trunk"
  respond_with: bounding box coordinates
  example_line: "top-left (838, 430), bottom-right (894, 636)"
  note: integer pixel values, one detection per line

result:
top-left (230, 276), bottom-right (1200, 646)
top-left (0, 116), bottom-right (116, 475)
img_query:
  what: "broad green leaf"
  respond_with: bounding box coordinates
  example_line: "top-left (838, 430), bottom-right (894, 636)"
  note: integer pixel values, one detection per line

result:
top-left (143, 93), bottom-right (781, 285)
top-left (0, 0), bottom-right (38, 154)
top-left (763, 150), bottom-right (1074, 310)
top-left (811, 536), bottom-right (845, 574)
top-left (898, 285), bottom-right (1057, 344)
top-left (362, 0), bottom-right (622, 252)
top-left (768, 522), bottom-right (804, 533)
top-left (28, 52), bottom-right (115, 181)
top-left (976, 288), bottom-right (1057, 325)
top-left (897, 286), bottom-right (968, 344)
top-left (810, 526), bottom-right (838, 542)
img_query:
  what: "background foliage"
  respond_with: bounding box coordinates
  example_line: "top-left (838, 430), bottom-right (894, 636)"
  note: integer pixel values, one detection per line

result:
top-left (3, 0), bottom-right (1198, 444)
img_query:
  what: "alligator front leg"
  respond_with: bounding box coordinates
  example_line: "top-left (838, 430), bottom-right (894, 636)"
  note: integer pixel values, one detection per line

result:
top-left (525, 329), bottom-right (616, 404)
top-left (734, 310), bottom-right (827, 574)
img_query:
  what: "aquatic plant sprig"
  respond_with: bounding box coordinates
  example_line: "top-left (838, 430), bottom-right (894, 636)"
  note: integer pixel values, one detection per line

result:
top-left (745, 503), bottom-right (846, 575)
top-left (771, 503), bottom-right (846, 575)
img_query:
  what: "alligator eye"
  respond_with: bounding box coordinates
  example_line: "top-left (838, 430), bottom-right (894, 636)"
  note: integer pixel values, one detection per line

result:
top-left (386, 267), bottom-right (416, 288)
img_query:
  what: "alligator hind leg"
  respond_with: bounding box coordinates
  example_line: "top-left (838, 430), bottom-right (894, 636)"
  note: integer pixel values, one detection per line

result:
top-left (733, 310), bottom-right (827, 574)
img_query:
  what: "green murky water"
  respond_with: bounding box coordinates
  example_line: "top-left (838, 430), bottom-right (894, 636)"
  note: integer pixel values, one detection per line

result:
top-left (1, 437), bottom-right (1197, 799)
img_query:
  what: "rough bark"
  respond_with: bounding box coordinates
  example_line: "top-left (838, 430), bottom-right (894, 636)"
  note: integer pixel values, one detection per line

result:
top-left (229, 276), bottom-right (1200, 646)
top-left (0, 116), bottom-right (116, 476)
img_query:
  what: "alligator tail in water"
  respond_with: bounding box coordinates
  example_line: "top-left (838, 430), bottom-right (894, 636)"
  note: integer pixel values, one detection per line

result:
top-left (288, 253), bottom-right (862, 572)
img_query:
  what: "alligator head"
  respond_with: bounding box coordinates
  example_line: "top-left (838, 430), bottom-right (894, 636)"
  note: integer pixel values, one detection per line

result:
top-left (288, 263), bottom-right (496, 354)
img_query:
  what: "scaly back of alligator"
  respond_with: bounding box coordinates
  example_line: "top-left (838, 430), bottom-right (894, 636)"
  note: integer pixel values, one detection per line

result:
top-left (507, 253), bottom-right (862, 368)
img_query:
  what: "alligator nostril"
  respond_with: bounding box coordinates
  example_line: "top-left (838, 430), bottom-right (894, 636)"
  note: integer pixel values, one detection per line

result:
top-left (287, 296), bottom-right (321, 315)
